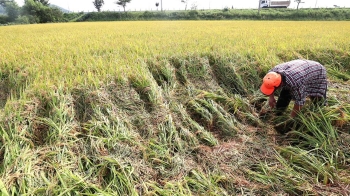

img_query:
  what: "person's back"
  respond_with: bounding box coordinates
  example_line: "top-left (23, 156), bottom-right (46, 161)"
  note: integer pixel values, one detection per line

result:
top-left (261, 59), bottom-right (328, 118)
top-left (269, 59), bottom-right (327, 106)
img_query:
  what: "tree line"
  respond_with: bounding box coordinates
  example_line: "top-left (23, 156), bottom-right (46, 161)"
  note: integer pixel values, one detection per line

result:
top-left (0, 0), bottom-right (62, 23)
top-left (1, 0), bottom-right (349, 25)
top-left (0, 0), bottom-right (133, 24)
top-left (76, 8), bottom-right (350, 22)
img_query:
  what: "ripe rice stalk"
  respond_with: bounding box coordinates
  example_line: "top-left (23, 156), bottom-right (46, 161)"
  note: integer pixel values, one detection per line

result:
top-left (197, 91), bottom-right (261, 126)
top-left (0, 178), bottom-right (9, 196)
top-left (170, 103), bottom-right (200, 147)
top-left (210, 59), bottom-right (247, 96)
top-left (1, 21), bottom-right (350, 195)
top-left (278, 146), bottom-right (337, 185)
top-left (158, 115), bottom-right (184, 152)
top-left (291, 108), bottom-right (339, 153)
top-left (143, 180), bottom-right (192, 196)
top-left (185, 56), bottom-right (211, 80)
top-left (195, 98), bottom-right (239, 136)
top-left (323, 105), bottom-right (350, 129)
top-left (129, 62), bottom-right (165, 105)
top-left (187, 99), bottom-right (213, 125)
top-left (53, 167), bottom-right (113, 195)
top-left (84, 105), bottom-right (137, 145)
top-left (248, 154), bottom-right (312, 195)
top-left (144, 140), bottom-right (186, 178)
top-left (177, 126), bottom-right (199, 148)
top-left (327, 67), bottom-right (350, 81)
top-left (176, 63), bottom-right (189, 85)
top-left (98, 156), bottom-right (137, 195)
top-left (187, 118), bottom-right (218, 147)
top-left (147, 59), bottom-right (176, 87)
top-left (185, 170), bottom-right (229, 196)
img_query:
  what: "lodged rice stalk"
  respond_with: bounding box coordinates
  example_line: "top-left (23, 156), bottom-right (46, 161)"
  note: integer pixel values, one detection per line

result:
top-left (0, 21), bottom-right (349, 195)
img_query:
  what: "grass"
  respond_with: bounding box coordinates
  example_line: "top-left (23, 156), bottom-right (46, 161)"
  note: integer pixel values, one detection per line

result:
top-left (0, 21), bottom-right (349, 195)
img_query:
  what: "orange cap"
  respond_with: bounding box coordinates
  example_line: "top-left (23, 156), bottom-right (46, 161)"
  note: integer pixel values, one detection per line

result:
top-left (260, 72), bottom-right (282, 95)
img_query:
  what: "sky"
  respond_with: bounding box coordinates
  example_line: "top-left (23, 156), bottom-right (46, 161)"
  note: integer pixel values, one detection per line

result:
top-left (14, 0), bottom-right (350, 12)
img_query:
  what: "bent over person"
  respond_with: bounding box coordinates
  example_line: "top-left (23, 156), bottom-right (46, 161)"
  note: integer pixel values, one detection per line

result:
top-left (260, 59), bottom-right (328, 117)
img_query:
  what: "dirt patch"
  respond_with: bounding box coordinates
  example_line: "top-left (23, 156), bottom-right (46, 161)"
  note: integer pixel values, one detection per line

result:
top-left (328, 81), bottom-right (350, 103)
top-left (31, 121), bottom-right (49, 146)
top-left (72, 88), bottom-right (95, 123)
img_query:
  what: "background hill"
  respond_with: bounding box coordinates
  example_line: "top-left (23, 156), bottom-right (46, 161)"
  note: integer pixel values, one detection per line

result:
top-left (50, 4), bottom-right (71, 13)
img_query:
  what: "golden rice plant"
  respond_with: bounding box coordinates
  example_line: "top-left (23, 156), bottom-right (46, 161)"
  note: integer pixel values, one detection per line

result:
top-left (0, 21), bottom-right (349, 195)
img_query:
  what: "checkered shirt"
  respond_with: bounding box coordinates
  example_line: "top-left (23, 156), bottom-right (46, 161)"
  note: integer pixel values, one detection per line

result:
top-left (269, 59), bottom-right (328, 105)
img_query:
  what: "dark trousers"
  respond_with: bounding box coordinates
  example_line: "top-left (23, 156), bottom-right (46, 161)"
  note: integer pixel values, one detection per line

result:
top-left (275, 88), bottom-right (325, 115)
top-left (275, 88), bottom-right (292, 115)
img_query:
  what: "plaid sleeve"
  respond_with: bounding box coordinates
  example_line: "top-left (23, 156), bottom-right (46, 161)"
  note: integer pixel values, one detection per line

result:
top-left (291, 85), bottom-right (306, 105)
top-left (269, 60), bottom-right (327, 106)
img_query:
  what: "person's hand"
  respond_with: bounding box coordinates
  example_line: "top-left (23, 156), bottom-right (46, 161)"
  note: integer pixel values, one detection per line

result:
top-left (269, 95), bottom-right (276, 108)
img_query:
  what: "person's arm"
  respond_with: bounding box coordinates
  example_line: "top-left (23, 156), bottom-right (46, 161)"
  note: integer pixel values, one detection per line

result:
top-left (291, 104), bottom-right (302, 117)
top-left (290, 86), bottom-right (304, 117)
top-left (268, 94), bottom-right (276, 108)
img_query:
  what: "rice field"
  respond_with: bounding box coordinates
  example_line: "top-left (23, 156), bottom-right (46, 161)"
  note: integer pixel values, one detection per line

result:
top-left (0, 21), bottom-right (349, 195)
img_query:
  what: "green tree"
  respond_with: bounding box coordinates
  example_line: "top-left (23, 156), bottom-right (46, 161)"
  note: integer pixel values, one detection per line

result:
top-left (115, 0), bottom-right (131, 12)
top-left (0, 1), bottom-right (19, 22)
top-left (34, 0), bottom-right (49, 6)
top-left (93, 0), bottom-right (104, 12)
top-left (0, 0), bottom-right (14, 8)
top-left (4, 1), bottom-right (19, 22)
top-left (22, 0), bottom-right (62, 23)
top-left (0, 0), bottom-right (8, 7)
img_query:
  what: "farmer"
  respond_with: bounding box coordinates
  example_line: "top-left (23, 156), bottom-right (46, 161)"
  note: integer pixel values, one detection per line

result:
top-left (260, 59), bottom-right (328, 117)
